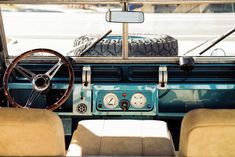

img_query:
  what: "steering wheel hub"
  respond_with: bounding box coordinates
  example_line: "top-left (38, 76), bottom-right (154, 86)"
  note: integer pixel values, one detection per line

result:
top-left (32, 74), bottom-right (51, 92)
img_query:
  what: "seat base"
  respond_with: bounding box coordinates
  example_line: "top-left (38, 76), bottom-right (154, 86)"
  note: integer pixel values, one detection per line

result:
top-left (67, 120), bottom-right (175, 156)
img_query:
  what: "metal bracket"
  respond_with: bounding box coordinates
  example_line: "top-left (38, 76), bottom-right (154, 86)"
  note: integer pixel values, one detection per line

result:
top-left (159, 65), bottom-right (168, 88)
top-left (122, 2), bottom-right (129, 60)
top-left (82, 66), bottom-right (91, 89)
top-left (74, 66), bottom-right (92, 115)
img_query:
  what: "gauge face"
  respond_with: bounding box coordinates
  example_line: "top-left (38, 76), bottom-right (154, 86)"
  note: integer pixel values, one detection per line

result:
top-left (130, 93), bottom-right (147, 109)
top-left (103, 93), bottom-right (119, 109)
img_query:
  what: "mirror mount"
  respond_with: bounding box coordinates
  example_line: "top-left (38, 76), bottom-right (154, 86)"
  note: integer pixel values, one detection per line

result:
top-left (121, 3), bottom-right (129, 60)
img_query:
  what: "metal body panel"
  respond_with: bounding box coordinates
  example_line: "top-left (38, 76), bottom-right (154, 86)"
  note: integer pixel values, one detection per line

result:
top-left (72, 84), bottom-right (92, 116)
top-left (158, 86), bottom-right (235, 117)
top-left (93, 84), bottom-right (157, 115)
top-left (8, 82), bottom-right (235, 117)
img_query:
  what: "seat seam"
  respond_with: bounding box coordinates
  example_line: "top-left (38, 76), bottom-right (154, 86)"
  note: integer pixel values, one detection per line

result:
top-left (99, 120), bottom-right (105, 155)
top-left (141, 120), bottom-right (144, 156)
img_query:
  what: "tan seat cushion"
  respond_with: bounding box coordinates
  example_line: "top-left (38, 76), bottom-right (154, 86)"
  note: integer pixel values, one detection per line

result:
top-left (67, 120), bottom-right (175, 156)
top-left (0, 108), bottom-right (65, 156)
top-left (179, 109), bottom-right (235, 157)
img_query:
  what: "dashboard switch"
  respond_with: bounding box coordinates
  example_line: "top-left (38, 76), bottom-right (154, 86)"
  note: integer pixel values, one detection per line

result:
top-left (98, 104), bottom-right (102, 108)
top-left (120, 99), bottom-right (130, 111)
top-left (147, 104), bottom-right (152, 109)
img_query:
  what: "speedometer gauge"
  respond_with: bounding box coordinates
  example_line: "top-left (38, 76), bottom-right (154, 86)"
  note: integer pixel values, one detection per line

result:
top-left (103, 93), bottom-right (119, 109)
top-left (130, 93), bottom-right (147, 109)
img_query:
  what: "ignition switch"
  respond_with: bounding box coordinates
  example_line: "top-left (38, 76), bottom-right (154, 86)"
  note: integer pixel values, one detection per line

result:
top-left (120, 99), bottom-right (129, 111)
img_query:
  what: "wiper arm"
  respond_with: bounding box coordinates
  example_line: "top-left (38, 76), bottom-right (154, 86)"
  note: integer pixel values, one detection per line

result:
top-left (199, 27), bottom-right (235, 55)
top-left (68, 30), bottom-right (112, 56)
top-left (81, 29), bottom-right (112, 55)
top-left (183, 38), bottom-right (211, 55)
top-left (183, 27), bottom-right (235, 56)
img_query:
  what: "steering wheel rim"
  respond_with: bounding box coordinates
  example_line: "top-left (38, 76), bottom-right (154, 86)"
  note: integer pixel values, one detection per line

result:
top-left (3, 48), bottom-right (74, 111)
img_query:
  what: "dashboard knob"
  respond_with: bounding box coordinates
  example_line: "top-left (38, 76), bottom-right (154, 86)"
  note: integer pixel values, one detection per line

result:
top-left (120, 100), bottom-right (129, 111)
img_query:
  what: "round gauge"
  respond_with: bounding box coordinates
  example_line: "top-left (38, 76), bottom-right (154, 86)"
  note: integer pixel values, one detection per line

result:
top-left (130, 93), bottom-right (147, 109)
top-left (103, 93), bottom-right (119, 109)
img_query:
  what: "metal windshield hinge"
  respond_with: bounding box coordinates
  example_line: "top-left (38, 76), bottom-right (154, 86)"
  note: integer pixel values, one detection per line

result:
top-left (158, 65), bottom-right (168, 89)
top-left (82, 66), bottom-right (91, 89)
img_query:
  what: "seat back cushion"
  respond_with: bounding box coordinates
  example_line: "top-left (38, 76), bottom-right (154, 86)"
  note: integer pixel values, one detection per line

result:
top-left (179, 109), bottom-right (235, 157)
top-left (67, 120), bottom-right (175, 156)
top-left (0, 108), bottom-right (65, 156)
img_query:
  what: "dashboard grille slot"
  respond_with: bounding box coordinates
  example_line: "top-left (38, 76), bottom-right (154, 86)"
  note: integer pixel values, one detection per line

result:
top-left (91, 67), bottom-right (122, 82)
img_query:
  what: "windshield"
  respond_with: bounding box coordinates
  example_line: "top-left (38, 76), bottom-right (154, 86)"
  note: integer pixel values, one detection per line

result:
top-left (1, 2), bottom-right (235, 57)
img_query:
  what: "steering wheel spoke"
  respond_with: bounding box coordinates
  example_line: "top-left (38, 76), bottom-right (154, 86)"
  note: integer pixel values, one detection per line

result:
top-left (24, 89), bottom-right (41, 108)
top-left (45, 59), bottom-right (63, 79)
top-left (15, 65), bottom-right (36, 81)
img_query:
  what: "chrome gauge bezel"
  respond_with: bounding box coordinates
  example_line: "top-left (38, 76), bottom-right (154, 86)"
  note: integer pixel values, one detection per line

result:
top-left (103, 93), bottom-right (119, 109)
top-left (130, 93), bottom-right (147, 109)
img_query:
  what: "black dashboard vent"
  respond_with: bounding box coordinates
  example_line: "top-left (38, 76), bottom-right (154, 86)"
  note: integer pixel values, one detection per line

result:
top-left (128, 66), bottom-right (158, 82)
top-left (91, 66), bottom-right (122, 82)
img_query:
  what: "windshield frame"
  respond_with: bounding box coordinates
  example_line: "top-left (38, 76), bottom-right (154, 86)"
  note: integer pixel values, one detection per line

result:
top-left (0, 8), bottom-right (8, 65)
top-left (1, 0), bottom-right (235, 4)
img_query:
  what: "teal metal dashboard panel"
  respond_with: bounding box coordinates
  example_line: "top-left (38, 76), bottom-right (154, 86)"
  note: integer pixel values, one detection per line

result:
top-left (158, 84), bottom-right (235, 117)
top-left (93, 84), bottom-right (157, 116)
top-left (8, 82), bottom-right (235, 117)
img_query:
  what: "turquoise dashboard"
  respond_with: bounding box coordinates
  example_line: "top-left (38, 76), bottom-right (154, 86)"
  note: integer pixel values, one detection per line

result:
top-left (9, 82), bottom-right (235, 117)
top-left (7, 63), bottom-right (235, 118)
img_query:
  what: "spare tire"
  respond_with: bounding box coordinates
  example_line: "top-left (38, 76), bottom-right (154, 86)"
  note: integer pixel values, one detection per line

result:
top-left (70, 35), bottom-right (178, 57)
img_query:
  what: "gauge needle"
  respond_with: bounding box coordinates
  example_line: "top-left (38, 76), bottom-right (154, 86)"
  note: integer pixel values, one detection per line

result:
top-left (108, 98), bottom-right (113, 105)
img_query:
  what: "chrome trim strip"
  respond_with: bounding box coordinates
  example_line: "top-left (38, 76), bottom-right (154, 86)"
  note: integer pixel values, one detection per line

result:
top-left (158, 65), bottom-right (168, 89)
top-left (82, 66), bottom-right (91, 89)
top-left (7, 56), bottom-right (235, 64)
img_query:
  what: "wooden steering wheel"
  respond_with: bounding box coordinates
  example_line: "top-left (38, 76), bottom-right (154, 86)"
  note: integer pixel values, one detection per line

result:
top-left (3, 48), bottom-right (74, 111)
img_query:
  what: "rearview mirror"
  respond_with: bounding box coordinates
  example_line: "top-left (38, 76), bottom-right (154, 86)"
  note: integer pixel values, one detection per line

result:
top-left (106, 11), bottom-right (144, 23)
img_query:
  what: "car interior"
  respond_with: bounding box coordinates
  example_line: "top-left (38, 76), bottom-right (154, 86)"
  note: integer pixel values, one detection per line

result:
top-left (0, 0), bottom-right (235, 156)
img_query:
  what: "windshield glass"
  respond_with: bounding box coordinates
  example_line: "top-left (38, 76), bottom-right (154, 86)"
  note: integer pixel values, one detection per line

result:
top-left (1, 2), bottom-right (235, 57)
top-left (129, 3), bottom-right (235, 57)
top-left (1, 4), bottom-right (122, 57)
